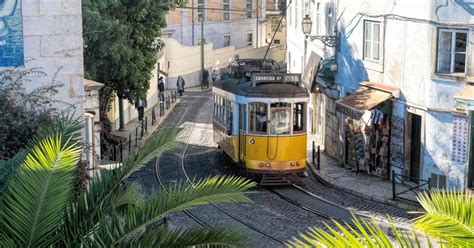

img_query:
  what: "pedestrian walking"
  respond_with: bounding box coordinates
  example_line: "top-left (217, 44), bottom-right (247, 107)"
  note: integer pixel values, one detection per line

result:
top-left (176, 75), bottom-right (185, 96)
top-left (203, 69), bottom-right (210, 88)
top-left (136, 96), bottom-right (145, 121)
top-left (211, 69), bottom-right (219, 84)
top-left (158, 76), bottom-right (165, 102)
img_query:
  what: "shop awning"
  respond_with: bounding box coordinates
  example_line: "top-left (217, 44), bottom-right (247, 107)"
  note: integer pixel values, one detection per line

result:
top-left (302, 52), bottom-right (321, 89)
top-left (336, 82), bottom-right (399, 119)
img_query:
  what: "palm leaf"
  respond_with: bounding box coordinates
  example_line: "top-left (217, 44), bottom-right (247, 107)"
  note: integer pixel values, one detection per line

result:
top-left (60, 128), bottom-right (182, 245)
top-left (0, 150), bottom-right (27, 197)
top-left (287, 214), bottom-right (421, 247)
top-left (0, 134), bottom-right (81, 247)
top-left (90, 176), bottom-right (255, 246)
top-left (414, 189), bottom-right (474, 246)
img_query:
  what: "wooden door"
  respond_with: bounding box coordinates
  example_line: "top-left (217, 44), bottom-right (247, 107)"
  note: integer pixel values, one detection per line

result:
top-left (409, 114), bottom-right (422, 183)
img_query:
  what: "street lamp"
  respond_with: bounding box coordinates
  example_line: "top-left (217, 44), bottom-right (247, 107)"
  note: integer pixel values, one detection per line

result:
top-left (302, 15), bottom-right (338, 47)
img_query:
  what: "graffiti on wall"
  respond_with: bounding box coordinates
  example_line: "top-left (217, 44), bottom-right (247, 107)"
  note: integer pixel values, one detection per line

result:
top-left (0, 0), bottom-right (24, 67)
top-left (390, 116), bottom-right (405, 169)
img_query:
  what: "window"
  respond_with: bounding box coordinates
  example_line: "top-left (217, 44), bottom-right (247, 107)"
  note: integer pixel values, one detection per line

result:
top-left (247, 0), bottom-right (252, 18)
top-left (226, 100), bottom-right (233, 135)
top-left (326, 4), bottom-right (335, 34)
top-left (270, 103), bottom-right (291, 135)
top-left (198, 0), bottom-right (205, 20)
top-left (224, 35), bottom-right (231, 47)
top-left (436, 29), bottom-right (468, 74)
top-left (223, 0), bottom-right (230, 20)
top-left (294, 0), bottom-right (298, 29)
top-left (293, 102), bottom-right (306, 133)
top-left (363, 21), bottom-right (381, 61)
top-left (246, 33), bottom-right (253, 47)
top-left (214, 94), bottom-right (218, 118)
top-left (316, 3), bottom-right (321, 35)
top-left (271, 18), bottom-right (280, 31)
top-left (274, 39), bottom-right (280, 45)
top-left (249, 103), bottom-right (268, 134)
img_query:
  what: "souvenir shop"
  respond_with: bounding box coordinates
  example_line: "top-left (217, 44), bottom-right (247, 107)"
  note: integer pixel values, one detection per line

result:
top-left (335, 82), bottom-right (399, 179)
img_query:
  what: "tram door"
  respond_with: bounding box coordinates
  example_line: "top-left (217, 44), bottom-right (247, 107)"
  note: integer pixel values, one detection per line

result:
top-left (238, 104), bottom-right (247, 162)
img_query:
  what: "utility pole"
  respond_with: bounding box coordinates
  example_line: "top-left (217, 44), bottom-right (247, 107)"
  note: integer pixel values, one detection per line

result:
top-left (200, 16), bottom-right (205, 85)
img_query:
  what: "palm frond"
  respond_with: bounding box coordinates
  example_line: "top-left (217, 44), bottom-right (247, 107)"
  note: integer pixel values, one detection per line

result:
top-left (91, 176), bottom-right (255, 246)
top-left (61, 128), bottom-right (182, 245)
top-left (0, 150), bottom-right (27, 197)
top-left (414, 189), bottom-right (474, 246)
top-left (0, 134), bottom-right (81, 247)
top-left (287, 214), bottom-right (421, 247)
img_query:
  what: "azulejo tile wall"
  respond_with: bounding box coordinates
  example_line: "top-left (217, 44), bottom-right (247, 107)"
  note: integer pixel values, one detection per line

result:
top-left (0, 0), bottom-right (24, 67)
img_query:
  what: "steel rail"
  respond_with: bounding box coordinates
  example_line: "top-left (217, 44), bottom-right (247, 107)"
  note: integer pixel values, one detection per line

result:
top-left (154, 97), bottom-right (214, 230)
top-left (180, 100), bottom-right (287, 245)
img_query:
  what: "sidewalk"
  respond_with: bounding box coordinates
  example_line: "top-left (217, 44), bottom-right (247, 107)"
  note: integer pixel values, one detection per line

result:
top-left (108, 90), bottom-right (180, 161)
top-left (306, 136), bottom-right (422, 211)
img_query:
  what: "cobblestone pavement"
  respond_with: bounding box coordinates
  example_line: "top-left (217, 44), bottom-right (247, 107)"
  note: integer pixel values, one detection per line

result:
top-left (128, 90), bottom-right (415, 246)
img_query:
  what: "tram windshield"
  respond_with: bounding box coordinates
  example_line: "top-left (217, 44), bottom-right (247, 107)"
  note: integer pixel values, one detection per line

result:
top-left (270, 103), bottom-right (291, 135)
top-left (249, 103), bottom-right (267, 134)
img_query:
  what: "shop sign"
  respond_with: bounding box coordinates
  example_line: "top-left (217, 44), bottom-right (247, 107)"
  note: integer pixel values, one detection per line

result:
top-left (336, 103), bottom-right (363, 119)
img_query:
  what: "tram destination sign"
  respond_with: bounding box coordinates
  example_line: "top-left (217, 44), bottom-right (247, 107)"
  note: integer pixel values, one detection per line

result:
top-left (252, 73), bottom-right (301, 86)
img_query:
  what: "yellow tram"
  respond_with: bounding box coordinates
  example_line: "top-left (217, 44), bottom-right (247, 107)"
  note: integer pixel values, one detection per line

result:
top-left (212, 71), bottom-right (310, 185)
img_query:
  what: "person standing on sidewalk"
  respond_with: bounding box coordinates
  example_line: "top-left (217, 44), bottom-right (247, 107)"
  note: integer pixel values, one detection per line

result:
top-left (176, 75), bottom-right (185, 96)
top-left (136, 96), bottom-right (145, 121)
top-left (211, 69), bottom-right (219, 84)
top-left (158, 76), bottom-right (165, 102)
top-left (203, 69), bottom-right (210, 88)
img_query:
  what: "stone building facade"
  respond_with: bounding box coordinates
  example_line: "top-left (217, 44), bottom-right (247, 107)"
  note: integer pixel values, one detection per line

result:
top-left (289, 0), bottom-right (474, 189)
top-left (21, 0), bottom-right (85, 112)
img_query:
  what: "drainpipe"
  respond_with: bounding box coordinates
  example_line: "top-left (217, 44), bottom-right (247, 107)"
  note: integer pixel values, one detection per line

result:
top-left (256, 0), bottom-right (259, 47)
top-left (192, 0), bottom-right (195, 45)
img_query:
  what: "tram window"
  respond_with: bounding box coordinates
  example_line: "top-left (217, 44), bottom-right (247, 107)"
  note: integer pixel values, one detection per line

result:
top-left (249, 103), bottom-right (268, 134)
top-left (270, 103), bottom-right (291, 135)
top-left (220, 98), bottom-right (225, 123)
top-left (226, 100), bottom-right (233, 135)
top-left (293, 102), bottom-right (306, 133)
top-left (214, 95), bottom-right (218, 118)
top-left (239, 105), bottom-right (247, 131)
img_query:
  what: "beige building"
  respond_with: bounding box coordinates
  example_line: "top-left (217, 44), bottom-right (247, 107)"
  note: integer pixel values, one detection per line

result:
top-left (165, 0), bottom-right (285, 49)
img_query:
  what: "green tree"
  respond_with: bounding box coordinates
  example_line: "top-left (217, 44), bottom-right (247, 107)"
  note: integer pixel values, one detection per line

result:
top-left (288, 190), bottom-right (474, 247)
top-left (0, 116), bottom-right (255, 247)
top-left (82, 0), bottom-right (183, 109)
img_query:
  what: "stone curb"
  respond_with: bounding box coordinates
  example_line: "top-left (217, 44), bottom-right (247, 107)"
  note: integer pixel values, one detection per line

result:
top-left (306, 160), bottom-right (423, 212)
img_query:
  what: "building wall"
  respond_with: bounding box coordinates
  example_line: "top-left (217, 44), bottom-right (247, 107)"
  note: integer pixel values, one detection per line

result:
top-left (165, 0), bottom-right (275, 49)
top-left (21, 0), bottom-right (85, 113)
top-left (336, 0), bottom-right (474, 188)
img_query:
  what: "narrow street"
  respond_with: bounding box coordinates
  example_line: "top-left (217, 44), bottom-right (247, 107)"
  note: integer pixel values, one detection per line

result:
top-left (129, 89), bottom-right (415, 246)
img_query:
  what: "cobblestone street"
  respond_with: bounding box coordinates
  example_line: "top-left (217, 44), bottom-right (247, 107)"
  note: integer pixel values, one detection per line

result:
top-left (126, 90), bottom-right (416, 246)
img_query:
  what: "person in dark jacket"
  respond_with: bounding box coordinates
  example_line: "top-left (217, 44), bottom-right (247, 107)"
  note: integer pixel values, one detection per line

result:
top-left (136, 97), bottom-right (145, 121)
top-left (158, 76), bottom-right (165, 102)
top-left (176, 75), bottom-right (185, 96)
top-left (203, 69), bottom-right (209, 88)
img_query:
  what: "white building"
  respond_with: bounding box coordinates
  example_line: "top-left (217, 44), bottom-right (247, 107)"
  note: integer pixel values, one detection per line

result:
top-left (289, 0), bottom-right (474, 190)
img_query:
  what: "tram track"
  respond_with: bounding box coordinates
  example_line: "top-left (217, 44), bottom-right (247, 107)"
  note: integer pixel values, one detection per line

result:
top-left (154, 93), bottom-right (287, 246)
top-left (153, 96), bottom-right (214, 231)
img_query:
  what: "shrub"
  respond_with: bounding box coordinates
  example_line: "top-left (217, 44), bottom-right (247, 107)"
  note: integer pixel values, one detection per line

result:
top-left (0, 65), bottom-right (70, 159)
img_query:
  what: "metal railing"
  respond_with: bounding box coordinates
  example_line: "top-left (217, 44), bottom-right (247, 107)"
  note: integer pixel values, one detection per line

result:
top-left (110, 90), bottom-right (178, 162)
top-left (392, 170), bottom-right (431, 203)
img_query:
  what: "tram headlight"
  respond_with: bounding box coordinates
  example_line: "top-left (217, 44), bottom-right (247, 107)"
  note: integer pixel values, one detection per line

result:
top-left (296, 162), bottom-right (300, 167)
top-left (258, 163), bottom-right (264, 167)
top-left (265, 163), bottom-right (271, 167)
